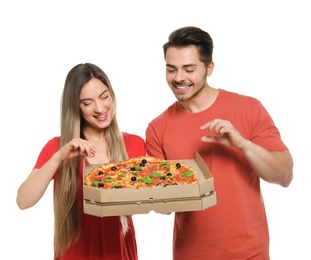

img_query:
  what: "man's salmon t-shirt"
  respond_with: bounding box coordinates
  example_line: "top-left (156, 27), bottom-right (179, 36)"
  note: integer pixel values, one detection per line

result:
top-left (145, 89), bottom-right (288, 260)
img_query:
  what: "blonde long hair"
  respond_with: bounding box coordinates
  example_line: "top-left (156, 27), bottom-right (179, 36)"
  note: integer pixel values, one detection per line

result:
top-left (54, 63), bottom-right (129, 258)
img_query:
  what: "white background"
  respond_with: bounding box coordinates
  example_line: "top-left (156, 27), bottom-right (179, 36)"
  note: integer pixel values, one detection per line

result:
top-left (1, 1), bottom-right (310, 259)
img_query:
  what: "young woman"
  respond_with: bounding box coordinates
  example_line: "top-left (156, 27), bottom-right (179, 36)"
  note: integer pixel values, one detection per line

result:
top-left (17, 63), bottom-right (146, 260)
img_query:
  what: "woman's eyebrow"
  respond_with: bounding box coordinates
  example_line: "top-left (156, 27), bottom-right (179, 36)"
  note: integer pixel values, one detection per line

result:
top-left (80, 90), bottom-right (109, 102)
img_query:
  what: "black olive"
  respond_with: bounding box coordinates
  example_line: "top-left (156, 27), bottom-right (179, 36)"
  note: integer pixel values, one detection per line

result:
top-left (176, 163), bottom-right (181, 169)
top-left (130, 167), bottom-right (136, 171)
top-left (167, 172), bottom-right (172, 176)
top-left (98, 183), bottom-right (104, 187)
top-left (98, 171), bottom-right (104, 175)
top-left (139, 163), bottom-right (145, 167)
top-left (131, 176), bottom-right (137, 181)
top-left (160, 176), bottom-right (165, 180)
top-left (173, 183), bottom-right (178, 185)
top-left (111, 166), bottom-right (117, 170)
top-left (141, 159), bottom-right (147, 164)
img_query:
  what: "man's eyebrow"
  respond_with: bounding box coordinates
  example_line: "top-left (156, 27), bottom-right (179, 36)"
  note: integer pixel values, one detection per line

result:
top-left (166, 64), bottom-right (175, 69)
top-left (166, 63), bottom-right (197, 68)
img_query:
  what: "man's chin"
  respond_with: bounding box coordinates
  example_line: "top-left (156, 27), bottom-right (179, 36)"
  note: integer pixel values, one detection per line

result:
top-left (176, 96), bottom-right (190, 102)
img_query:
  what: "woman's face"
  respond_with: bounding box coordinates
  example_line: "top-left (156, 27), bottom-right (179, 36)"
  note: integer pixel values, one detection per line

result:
top-left (79, 78), bottom-right (114, 130)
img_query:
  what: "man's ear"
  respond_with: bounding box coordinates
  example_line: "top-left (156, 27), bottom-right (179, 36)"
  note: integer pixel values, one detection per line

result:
top-left (207, 61), bottom-right (214, 76)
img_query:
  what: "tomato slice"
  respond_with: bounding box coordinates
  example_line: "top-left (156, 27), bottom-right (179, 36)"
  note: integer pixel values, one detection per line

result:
top-left (148, 164), bottom-right (158, 171)
top-left (151, 178), bottom-right (161, 185)
top-left (139, 168), bottom-right (151, 177)
top-left (104, 182), bottom-right (113, 188)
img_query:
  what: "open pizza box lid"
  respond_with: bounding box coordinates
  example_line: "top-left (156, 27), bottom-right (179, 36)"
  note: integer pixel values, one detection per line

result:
top-left (83, 151), bottom-right (216, 217)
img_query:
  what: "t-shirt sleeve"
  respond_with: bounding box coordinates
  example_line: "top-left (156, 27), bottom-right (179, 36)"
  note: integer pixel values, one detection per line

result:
top-left (145, 122), bottom-right (166, 159)
top-left (123, 133), bottom-right (146, 158)
top-left (250, 101), bottom-right (288, 151)
top-left (34, 137), bottom-right (59, 169)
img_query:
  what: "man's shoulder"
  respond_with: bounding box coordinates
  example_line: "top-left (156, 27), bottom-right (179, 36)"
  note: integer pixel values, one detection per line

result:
top-left (148, 102), bottom-right (178, 124)
top-left (220, 89), bottom-right (261, 105)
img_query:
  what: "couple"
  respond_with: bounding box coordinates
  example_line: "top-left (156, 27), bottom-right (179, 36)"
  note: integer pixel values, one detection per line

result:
top-left (16, 26), bottom-right (293, 260)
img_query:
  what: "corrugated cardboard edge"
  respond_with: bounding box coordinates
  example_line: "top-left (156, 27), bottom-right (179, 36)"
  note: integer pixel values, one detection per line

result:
top-left (194, 150), bottom-right (214, 195)
top-left (84, 191), bottom-right (217, 217)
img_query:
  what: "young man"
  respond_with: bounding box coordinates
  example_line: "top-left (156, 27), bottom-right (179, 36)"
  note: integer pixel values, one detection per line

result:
top-left (145, 26), bottom-right (293, 260)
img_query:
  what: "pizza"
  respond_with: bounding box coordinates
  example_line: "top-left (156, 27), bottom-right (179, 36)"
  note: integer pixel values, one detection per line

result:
top-left (84, 156), bottom-right (198, 190)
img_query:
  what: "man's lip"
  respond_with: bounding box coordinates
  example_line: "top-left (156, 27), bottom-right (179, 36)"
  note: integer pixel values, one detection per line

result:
top-left (174, 84), bottom-right (191, 90)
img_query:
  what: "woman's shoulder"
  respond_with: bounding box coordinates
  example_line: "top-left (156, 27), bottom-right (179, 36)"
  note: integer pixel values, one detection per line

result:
top-left (122, 132), bottom-right (144, 143)
top-left (43, 136), bottom-right (60, 150)
top-left (122, 132), bottom-right (146, 157)
top-left (34, 137), bottom-right (60, 169)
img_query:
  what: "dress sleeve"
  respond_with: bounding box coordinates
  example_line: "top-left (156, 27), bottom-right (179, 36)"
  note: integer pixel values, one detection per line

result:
top-left (34, 137), bottom-right (59, 169)
top-left (123, 133), bottom-right (146, 158)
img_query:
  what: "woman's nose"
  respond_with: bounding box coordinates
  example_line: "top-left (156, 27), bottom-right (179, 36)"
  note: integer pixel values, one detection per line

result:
top-left (94, 101), bottom-right (104, 112)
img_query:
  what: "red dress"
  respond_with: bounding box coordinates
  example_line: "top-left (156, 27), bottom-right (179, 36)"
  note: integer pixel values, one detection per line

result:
top-left (34, 133), bottom-right (146, 260)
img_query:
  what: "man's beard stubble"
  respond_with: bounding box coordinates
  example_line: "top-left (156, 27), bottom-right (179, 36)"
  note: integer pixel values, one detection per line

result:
top-left (175, 83), bottom-right (206, 103)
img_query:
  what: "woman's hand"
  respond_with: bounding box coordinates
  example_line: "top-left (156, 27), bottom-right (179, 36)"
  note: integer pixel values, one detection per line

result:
top-left (57, 138), bottom-right (98, 162)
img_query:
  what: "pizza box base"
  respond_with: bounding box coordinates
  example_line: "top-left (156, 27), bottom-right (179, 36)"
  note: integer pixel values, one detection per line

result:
top-left (84, 191), bottom-right (216, 217)
top-left (83, 151), bottom-right (216, 217)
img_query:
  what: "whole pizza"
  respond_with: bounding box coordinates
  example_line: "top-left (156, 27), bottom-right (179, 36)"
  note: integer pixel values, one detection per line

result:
top-left (84, 156), bottom-right (198, 189)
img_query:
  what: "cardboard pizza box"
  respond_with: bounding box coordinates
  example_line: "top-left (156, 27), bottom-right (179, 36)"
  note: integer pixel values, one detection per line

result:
top-left (83, 151), bottom-right (216, 217)
top-left (83, 192), bottom-right (216, 217)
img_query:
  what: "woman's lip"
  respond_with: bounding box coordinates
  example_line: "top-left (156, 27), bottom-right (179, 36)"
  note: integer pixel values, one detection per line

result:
top-left (94, 112), bottom-right (107, 119)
